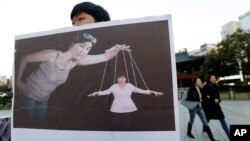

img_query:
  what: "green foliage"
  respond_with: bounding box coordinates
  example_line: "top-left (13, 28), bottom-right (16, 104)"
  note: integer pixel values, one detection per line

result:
top-left (0, 92), bottom-right (12, 108)
top-left (0, 84), bottom-right (12, 107)
top-left (201, 29), bottom-right (250, 82)
top-left (200, 49), bottom-right (220, 77)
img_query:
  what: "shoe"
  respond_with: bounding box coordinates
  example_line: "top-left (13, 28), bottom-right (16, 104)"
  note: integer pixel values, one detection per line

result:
top-left (187, 123), bottom-right (195, 139)
top-left (204, 126), bottom-right (219, 141)
top-left (187, 132), bottom-right (195, 138)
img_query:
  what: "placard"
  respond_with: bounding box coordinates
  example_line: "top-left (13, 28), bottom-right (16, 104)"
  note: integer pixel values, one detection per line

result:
top-left (13, 15), bottom-right (180, 141)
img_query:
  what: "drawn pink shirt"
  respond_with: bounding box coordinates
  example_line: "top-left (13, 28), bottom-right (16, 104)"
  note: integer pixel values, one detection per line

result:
top-left (99, 83), bottom-right (150, 113)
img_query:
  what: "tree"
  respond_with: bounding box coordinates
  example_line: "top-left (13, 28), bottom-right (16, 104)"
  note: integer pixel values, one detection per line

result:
top-left (201, 29), bottom-right (250, 82)
top-left (200, 48), bottom-right (236, 79)
top-left (200, 49), bottom-right (220, 77)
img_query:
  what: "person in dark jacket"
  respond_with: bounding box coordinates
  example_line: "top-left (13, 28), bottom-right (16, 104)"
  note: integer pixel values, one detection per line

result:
top-left (186, 78), bottom-right (218, 141)
top-left (202, 74), bottom-right (230, 139)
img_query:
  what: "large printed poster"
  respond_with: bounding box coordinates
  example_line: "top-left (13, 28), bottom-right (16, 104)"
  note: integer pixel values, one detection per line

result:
top-left (13, 15), bottom-right (180, 141)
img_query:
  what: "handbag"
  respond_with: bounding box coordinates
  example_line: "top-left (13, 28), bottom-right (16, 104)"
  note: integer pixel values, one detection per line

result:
top-left (181, 93), bottom-right (199, 110)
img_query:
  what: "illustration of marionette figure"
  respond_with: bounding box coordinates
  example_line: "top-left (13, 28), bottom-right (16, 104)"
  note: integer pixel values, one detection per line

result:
top-left (88, 49), bottom-right (164, 114)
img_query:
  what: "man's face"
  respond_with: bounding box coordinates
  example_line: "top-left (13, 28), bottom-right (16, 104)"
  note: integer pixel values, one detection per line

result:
top-left (72, 12), bottom-right (95, 26)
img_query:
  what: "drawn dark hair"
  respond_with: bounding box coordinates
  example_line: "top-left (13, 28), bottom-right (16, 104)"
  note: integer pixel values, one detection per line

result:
top-left (117, 72), bottom-right (127, 78)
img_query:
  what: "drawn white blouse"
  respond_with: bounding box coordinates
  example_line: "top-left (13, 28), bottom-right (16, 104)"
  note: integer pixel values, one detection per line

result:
top-left (98, 83), bottom-right (150, 113)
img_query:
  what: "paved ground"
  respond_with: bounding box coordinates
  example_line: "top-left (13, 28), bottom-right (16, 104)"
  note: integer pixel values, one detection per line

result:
top-left (1, 100), bottom-right (250, 141)
top-left (179, 100), bottom-right (250, 141)
top-left (0, 109), bottom-right (11, 118)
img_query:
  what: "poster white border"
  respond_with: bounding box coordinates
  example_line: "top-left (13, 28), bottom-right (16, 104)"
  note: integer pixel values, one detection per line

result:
top-left (12, 14), bottom-right (180, 141)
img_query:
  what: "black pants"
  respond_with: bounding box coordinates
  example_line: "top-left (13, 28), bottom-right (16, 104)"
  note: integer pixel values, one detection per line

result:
top-left (111, 112), bottom-right (134, 131)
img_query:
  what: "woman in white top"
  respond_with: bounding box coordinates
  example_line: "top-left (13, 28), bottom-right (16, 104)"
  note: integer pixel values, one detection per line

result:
top-left (16, 33), bottom-right (130, 125)
top-left (88, 72), bottom-right (163, 130)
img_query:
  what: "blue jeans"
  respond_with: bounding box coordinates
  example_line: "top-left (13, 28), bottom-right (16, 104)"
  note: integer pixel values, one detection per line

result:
top-left (207, 118), bottom-right (230, 138)
top-left (188, 105), bottom-right (208, 128)
top-left (21, 94), bottom-right (48, 125)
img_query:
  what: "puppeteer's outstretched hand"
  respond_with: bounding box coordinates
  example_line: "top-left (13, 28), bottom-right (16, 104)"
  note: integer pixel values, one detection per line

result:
top-left (104, 44), bottom-right (131, 60)
top-left (149, 90), bottom-right (164, 97)
top-left (87, 92), bottom-right (99, 97)
top-left (105, 44), bottom-right (131, 53)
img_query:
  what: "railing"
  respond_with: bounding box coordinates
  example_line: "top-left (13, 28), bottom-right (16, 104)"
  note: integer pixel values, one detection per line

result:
top-left (178, 87), bottom-right (189, 99)
top-left (178, 87), bottom-right (250, 100)
top-left (220, 90), bottom-right (250, 100)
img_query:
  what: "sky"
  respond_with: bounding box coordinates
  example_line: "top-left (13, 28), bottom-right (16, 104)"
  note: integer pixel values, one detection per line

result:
top-left (0, 0), bottom-right (249, 77)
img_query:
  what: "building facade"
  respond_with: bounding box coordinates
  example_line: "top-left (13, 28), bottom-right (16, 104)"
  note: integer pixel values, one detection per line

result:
top-left (0, 76), bottom-right (8, 86)
top-left (221, 21), bottom-right (240, 40)
top-left (176, 44), bottom-right (217, 88)
top-left (239, 10), bottom-right (250, 31)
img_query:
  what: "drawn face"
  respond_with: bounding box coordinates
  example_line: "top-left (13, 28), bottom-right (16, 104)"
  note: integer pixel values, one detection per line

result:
top-left (195, 78), bottom-right (202, 88)
top-left (210, 75), bottom-right (217, 84)
top-left (71, 42), bottom-right (92, 60)
top-left (117, 76), bottom-right (127, 85)
top-left (72, 12), bottom-right (95, 26)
